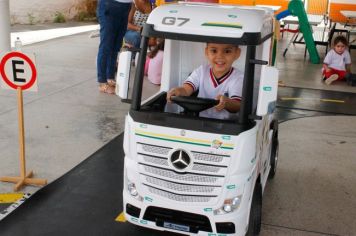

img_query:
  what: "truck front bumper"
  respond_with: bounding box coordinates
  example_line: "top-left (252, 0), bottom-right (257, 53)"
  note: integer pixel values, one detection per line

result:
top-left (123, 191), bottom-right (249, 236)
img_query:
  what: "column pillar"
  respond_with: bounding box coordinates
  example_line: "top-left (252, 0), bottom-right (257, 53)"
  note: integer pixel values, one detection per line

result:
top-left (0, 0), bottom-right (11, 53)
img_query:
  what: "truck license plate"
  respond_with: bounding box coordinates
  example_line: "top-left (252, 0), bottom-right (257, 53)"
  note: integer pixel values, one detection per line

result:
top-left (163, 222), bottom-right (190, 232)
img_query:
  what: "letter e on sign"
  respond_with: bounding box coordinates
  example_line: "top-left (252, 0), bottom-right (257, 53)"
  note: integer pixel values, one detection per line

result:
top-left (0, 52), bottom-right (38, 92)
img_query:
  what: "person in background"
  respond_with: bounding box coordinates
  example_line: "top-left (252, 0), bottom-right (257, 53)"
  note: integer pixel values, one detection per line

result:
top-left (167, 43), bottom-right (243, 120)
top-left (124, 0), bottom-right (152, 49)
top-left (322, 35), bottom-right (352, 85)
top-left (96, 0), bottom-right (149, 94)
top-left (145, 38), bottom-right (164, 85)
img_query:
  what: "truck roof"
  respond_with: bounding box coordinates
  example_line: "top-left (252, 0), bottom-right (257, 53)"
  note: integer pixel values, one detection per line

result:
top-left (146, 2), bottom-right (274, 39)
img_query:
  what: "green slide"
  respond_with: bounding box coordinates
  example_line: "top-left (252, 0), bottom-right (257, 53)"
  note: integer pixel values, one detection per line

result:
top-left (288, 0), bottom-right (320, 64)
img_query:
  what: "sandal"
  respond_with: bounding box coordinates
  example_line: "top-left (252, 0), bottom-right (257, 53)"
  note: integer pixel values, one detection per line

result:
top-left (99, 83), bottom-right (115, 94)
top-left (107, 79), bottom-right (116, 87)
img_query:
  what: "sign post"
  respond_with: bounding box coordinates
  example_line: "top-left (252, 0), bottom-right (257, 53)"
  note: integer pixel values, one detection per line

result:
top-left (0, 51), bottom-right (47, 191)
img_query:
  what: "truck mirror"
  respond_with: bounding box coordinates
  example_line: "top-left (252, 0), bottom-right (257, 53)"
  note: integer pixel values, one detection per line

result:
top-left (116, 51), bottom-right (132, 100)
top-left (256, 66), bottom-right (279, 116)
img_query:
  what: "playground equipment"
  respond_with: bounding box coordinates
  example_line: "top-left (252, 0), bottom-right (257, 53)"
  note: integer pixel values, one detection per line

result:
top-left (276, 0), bottom-right (320, 64)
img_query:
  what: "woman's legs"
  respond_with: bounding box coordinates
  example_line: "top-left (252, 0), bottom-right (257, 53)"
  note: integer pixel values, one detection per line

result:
top-left (124, 30), bottom-right (141, 49)
top-left (96, 0), bottom-right (130, 87)
top-left (96, 0), bottom-right (108, 84)
top-left (107, 2), bottom-right (130, 80)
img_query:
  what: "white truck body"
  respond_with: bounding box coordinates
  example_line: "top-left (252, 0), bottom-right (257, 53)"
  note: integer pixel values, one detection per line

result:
top-left (119, 3), bottom-right (279, 235)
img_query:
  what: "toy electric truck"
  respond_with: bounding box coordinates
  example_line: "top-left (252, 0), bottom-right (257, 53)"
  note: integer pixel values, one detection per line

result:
top-left (117, 3), bottom-right (279, 235)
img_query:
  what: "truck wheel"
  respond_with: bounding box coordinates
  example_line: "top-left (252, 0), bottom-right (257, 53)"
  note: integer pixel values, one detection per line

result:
top-left (268, 131), bottom-right (278, 179)
top-left (246, 183), bottom-right (262, 236)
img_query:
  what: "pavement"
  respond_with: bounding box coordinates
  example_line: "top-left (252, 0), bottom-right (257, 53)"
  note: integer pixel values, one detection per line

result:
top-left (1, 22), bottom-right (128, 194)
top-left (0, 22), bottom-right (161, 195)
top-left (0, 22), bottom-right (356, 235)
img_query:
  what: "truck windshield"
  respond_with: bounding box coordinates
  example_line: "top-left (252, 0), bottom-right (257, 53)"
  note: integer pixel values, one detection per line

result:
top-left (128, 36), bottom-right (257, 135)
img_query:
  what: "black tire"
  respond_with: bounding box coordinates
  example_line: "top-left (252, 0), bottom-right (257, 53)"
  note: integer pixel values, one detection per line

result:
top-left (268, 131), bottom-right (279, 179)
top-left (246, 183), bottom-right (262, 236)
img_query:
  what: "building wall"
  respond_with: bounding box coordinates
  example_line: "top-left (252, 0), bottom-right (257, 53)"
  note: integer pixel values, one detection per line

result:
top-left (9, 0), bottom-right (96, 24)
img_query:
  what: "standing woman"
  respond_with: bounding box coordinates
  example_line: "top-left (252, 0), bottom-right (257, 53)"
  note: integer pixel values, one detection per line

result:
top-left (96, 0), bottom-right (132, 94)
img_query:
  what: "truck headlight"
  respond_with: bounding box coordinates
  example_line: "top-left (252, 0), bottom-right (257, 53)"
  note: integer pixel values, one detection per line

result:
top-left (127, 181), bottom-right (143, 201)
top-left (223, 204), bottom-right (232, 213)
top-left (214, 195), bottom-right (242, 215)
top-left (128, 183), bottom-right (138, 197)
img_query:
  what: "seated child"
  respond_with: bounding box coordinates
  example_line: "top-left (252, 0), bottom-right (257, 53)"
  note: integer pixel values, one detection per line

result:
top-left (124, 1), bottom-right (152, 49)
top-left (323, 35), bottom-right (352, 85)
top-left (167, 43), bottom-right (243, 119)
top-left (145, 38), bottom-right (164, 85)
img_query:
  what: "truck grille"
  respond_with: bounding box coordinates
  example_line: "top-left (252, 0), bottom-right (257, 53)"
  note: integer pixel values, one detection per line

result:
top-left (146, 185), bottom-right (214, 202)
top-left (144, 175), bottom-right (217, 193)
top-left (142, 164), bottom-right (220, 183)
top-left (192, 163), bottom-right (222, 173)
top-left (192, 151), bottom-right (227, 163)
top-left (139, 142), bottom-right (171, 155)
top-left (142, 155), bottom-right (169, 166)
top-left (136, 142), bottom-right (231, 203)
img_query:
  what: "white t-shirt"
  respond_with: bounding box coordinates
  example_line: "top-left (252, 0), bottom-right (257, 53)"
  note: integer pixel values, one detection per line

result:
top-left (323, 49), bottom-right (351, 71)
top-left (184, 64), bottom-right (244, 120)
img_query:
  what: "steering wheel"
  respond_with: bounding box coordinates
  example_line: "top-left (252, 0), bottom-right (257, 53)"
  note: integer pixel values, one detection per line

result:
top-left (171, 96), bottom-right (219, 117)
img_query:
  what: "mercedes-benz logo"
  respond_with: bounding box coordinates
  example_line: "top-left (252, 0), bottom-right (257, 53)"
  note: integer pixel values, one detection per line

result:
top-left (170, 149), bottom-right (191, 170)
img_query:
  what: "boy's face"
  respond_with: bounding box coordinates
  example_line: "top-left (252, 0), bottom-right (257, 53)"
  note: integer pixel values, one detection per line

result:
top-left (205, 43), bottom-right (241, 77)
top-left (334, 42), bottom-right (346, 54)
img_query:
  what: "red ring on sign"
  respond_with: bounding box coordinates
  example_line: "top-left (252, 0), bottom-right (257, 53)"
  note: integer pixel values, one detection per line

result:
top-left (0, 51), bottom-right (37, 90)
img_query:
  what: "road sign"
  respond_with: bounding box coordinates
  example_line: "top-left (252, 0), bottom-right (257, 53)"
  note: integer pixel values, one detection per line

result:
top-left (0, 51), bottom-right (46, 191)
top-left (0, 51), bottom-right (38, 91)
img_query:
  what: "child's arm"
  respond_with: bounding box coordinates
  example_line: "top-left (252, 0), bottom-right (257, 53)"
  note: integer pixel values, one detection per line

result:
top-left (134, 0), bottom-right (152, 14)
top-left (323, 63), bottom-right (331, 72)
top-left (215, 95), bottom-right (241, 113)
top-left (127, 5), bottom-right (141, 32)
top-left (346, 64), bottom-right (351, 73)
top-left (323, 50), bottom-right (332, 72)
top-left (166, 84), bottom-right (194, 103)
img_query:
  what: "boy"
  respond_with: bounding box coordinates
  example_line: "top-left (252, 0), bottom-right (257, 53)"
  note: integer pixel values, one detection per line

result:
top-left (167, 43), bottom-right (244, 119)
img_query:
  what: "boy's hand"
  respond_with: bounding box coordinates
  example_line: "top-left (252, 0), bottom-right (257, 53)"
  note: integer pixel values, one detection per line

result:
top-left (215, 95), bottom-right (228, 111)
top-left (325, 67), bottom-right (331, 72)
top-left (167, 84), bottom-right (194, 103)
top-left (215, 94), bottom-right (241, 113)
top-left (167, 88), bottom-right (177, 103)
top-left (167, 88), bottom-right (185, 103)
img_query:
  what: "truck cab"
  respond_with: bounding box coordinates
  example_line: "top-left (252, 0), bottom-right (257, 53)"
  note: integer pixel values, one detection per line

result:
top-left (117, 3), bottom-right (279, 235)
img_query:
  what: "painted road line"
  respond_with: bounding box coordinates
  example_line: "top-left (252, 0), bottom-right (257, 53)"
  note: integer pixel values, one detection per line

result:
top-left (115, 212), bottom-right (126, 222)
top-left (280, 97), bottom-right (345, 103)
top-left (0, 193), bottom-right (24, 203)
top-left (320, 99), bottom-right (345, 103)
top-left (0, 193), bottom-right (31, 221)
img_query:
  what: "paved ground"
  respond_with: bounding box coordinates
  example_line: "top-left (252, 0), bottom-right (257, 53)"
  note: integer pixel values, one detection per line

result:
top-left (0, 23), bottom-right (356, 235)
top-left (262, 116), bottom-right (356, 235)
top-left (0, 23), bottom-right (161, 194)
top-left (1, 26), bottom-right (126, 194)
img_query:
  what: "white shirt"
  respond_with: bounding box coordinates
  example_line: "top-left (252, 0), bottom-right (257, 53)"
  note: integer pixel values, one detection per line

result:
top-left (324, 49), bottom-right (351, 71)
top-left (184, 64), bottom-right (244, 120)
